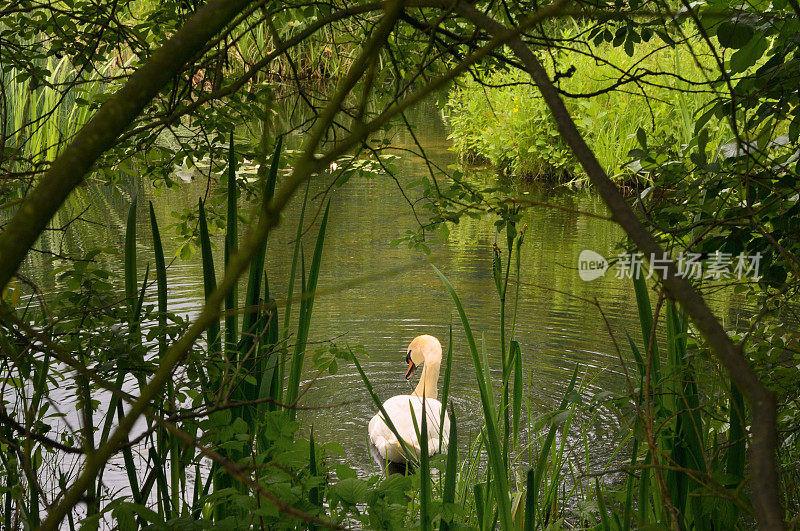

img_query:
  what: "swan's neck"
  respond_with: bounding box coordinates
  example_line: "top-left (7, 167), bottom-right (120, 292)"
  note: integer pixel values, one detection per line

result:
top-left (412, 361), bottom-right (440, 400)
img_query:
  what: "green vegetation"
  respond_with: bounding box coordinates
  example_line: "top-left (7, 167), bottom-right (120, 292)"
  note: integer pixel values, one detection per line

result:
top-left (446, 28), bottom-right (731, 186)
top-left (2, 0), bottom-right (799, 528)
top-left (0, 136), bottom-right (340, 527)
top-left (0, 182), bottom-right (757, 527)
top-left (2, 55), bottom-right (99, 186)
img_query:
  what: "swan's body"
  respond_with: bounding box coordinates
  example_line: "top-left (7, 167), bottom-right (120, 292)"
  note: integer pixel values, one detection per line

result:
top-left (369, 395), bottom-right (448, 462)
top-left (368, 335), bottom-right (451, 464)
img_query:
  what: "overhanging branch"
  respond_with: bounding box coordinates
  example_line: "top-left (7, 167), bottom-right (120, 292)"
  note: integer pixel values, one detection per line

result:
top-left (451, 2), bottom-right (784, 528)
top-left (0, 0), bottom-right (256, 290)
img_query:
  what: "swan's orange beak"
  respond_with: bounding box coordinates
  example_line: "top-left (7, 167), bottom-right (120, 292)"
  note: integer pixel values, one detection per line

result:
top-left (405, 360), bottom-right (416, 381)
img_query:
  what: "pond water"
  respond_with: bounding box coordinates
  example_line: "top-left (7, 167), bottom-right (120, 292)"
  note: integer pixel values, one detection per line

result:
top-left (18, 99), bottom-right (749, 485)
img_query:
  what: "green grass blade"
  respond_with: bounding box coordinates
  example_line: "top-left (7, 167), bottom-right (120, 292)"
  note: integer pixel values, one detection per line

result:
top-left (479, 335), bottom-right (495, 411)
top-left (304, 202), bottom-right (329, 313)
top-left (133, 264), bottom-right (149, 326)
top-left (150, 200), bottom-right (177, 511)
top-left (723, 383), bottom-right (745, 526)
top-left (195, 462), bottom-right (215, 519)
top-left (638, 450), bottom-right (652, 524)
top-left (286, 201), bottom-right (330, 417)
top-left (116, 401), bottom-right (142, 505)
top-left (432, 264), bottom-right (512, 530)
top-left (257, 273), bottom-right (280, 418)
top-left (441, 406), bottom-right (458, 531)
top-left (474, 482), bottom-right (486, 531)
top-left (282, 180), bottom-right (310, 340)
top-left (198, 198), bottom-right (220, 358)
top-left (408, 401), bottom-right (422, 450)
top-left (124, 197), bottom-right (137, 321)
top-left (97, 371), bottom-right (126, 463)
top-left (531, 364), bottom-right (579, 524)
top-left (241, 137), bottom-right (281, 357)
top-left (632, 273), bottom-right (660, 383)
top-left (132, 265), bottom-right (150, 388)
top-left (664, 301), bottom-right (681, 420)
top-left (263, 136), bottom-right (281, 201)
top-left (595, 478), bottom-right (612, 531)
top-left (256, 313), bottom-right (279, 449)
top-left (420, 395), bottom-right (431, 531)
top-left (726, 383), bottom-right (745, 482)
top-left (278, 181), bottom-right (310, 404)
top-left (664, 301), bottom-right (686, 514)
top-left (523, 468), bottom-right (534, 531)
top-left (123, 196), bottom-right (145, 394)
top-left (149, 202), bottom-right (168, 355)
top-left (148, 446), bottom-right (171, 519)
top-left (622, 330), bottom-right (646, 530)
top-left (1, 449), bottom-right (15, 529)
top-left (225, 131), bottom-right (239, 357)
top-left (512, 340), bottom-right (522, 447)
top-left (668, 301), bottom-right (706, 525)
top-left (622, 435), bottom-right (640, 531)
top-left (191, 462), bottom-right (201, 518)
top-left (201, 193), bottom-right (230, 520)
top-left (439, 322), bottom-right (453, 454)
top-left (29, 350), bottom-right (52, 435)
top-left (631, 276), bottom-right (661, 525)
top-left (625, 330), bottom-right (645, 379)
top-left (265, 274), bottom-right (278, 348)
top-left (239, 138), bottom-right (282, 408)
top-left (309, 426), bottom-right (319, 531)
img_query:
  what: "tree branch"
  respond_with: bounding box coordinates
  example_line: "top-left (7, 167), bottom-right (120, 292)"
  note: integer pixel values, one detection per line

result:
top-left (0, 0), bottom-right (256, 290)
top-left (451, 2), bottom-right (784, 528)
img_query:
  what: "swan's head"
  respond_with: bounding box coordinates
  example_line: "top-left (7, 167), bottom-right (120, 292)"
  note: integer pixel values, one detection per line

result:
top-left (404, 334), bottom-right (442, 381)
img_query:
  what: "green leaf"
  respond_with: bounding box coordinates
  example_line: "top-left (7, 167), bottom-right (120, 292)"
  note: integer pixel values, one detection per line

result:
top-left (198, 198), bottom-right (220, 357)
top-left (125, 502), bottom-right (164, 524)
top-left (438, 323), bottom-right (453, 454)
top-left (524, 468), bottom-right (535, 531)
top-left (595, 479), bottom-right (612, 530)
top-left (512, 340), bottom-right (523, 445)
top-left (149, 202), bottom-right (168, 356)
top-left (286, 201), bottom-right (330, 417)
top-left (225, 131), bottom-right (239, 355)
top-left (716, 20), bottom-right (754, 49)
top-left (124, 198), bottom-right (137, 319)
top-left (331, 478), bottom-right (369, 505)
top-left (419, 395), bottom-right (431, 531)
top-left (441, 407), bottom-right (458, 531)
top-left (624, 36), bottom-right (634, 56)
top-left (309, 427), bottom-right (320, 510)
top-left (179, 243), bottom-right (193, 260)
top-left (636, 127), bottom-right (647, 149)
top-left (729, 35), bottom-right (767, 73)
top-left (112, 503), bottom-right (137, 529)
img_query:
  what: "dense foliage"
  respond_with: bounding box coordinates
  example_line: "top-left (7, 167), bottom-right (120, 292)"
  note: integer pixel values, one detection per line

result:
top-left (446, 32), bottom-right (726, 185)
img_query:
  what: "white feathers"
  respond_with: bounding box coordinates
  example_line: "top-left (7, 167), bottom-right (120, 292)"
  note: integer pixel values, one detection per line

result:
top-left (368, 335), bottom-right (451, 464)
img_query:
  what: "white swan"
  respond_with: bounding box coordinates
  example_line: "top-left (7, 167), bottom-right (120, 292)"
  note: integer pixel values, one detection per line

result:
top-left (368, 335), bottom-right (451, 464)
